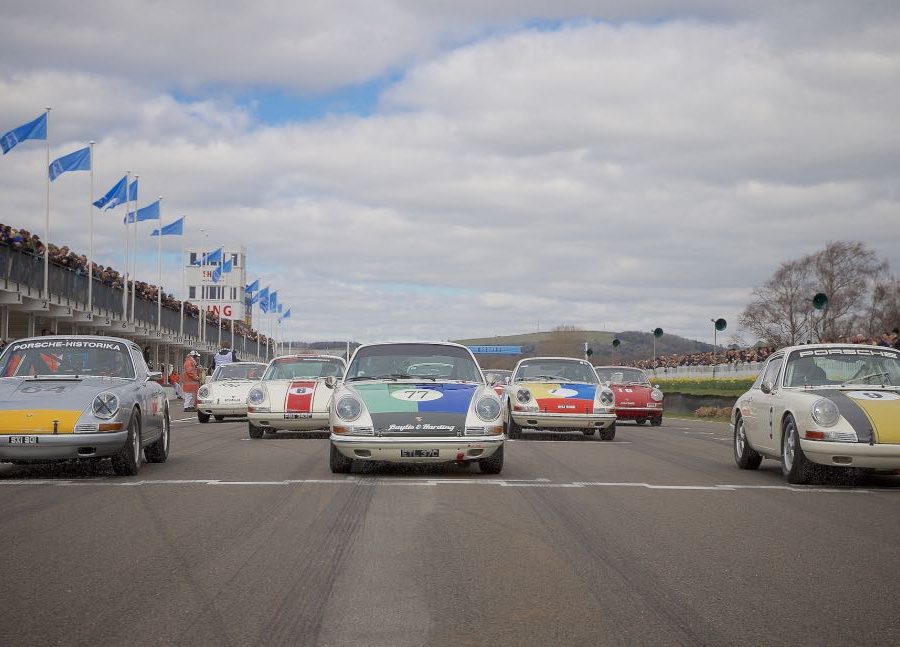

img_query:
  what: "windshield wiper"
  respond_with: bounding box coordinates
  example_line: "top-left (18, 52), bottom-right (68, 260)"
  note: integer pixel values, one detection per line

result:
top-left (842, 372), bottom-right (892, 386)
top-left (346, 373), bottom-right (417, 382)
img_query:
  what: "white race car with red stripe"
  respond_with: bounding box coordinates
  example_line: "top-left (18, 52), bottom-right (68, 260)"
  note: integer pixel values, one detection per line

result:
top-left (246, 355), bottom-right (347, 439)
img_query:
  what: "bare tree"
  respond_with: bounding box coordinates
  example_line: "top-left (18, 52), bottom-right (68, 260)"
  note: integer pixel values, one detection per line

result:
top-left (740, 258), bottom-right (812, 346)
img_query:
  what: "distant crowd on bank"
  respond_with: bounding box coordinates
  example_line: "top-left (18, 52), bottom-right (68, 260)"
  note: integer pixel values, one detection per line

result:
top-left (0, 222), bottom-right (269, 344)
top-left (629, 329), bottom-right (900, 370)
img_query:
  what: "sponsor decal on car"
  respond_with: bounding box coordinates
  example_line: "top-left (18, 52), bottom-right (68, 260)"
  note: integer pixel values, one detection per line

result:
top-left (520, 382), bottom-right (597, 413)
top-left (9, 340), bottom-right (126, 352)
top-left (284, 381), bottom-right (318, 413)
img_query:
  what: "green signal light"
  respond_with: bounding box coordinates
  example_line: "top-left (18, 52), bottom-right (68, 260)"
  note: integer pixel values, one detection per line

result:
top-left (714, 318), bottom-right (727, 332)
top-left (653, 328), bottom-right (663, 338)
top-left (812, 293), bottom-right (828, 310)
top-left (612, 338), bottom-right (621, 348)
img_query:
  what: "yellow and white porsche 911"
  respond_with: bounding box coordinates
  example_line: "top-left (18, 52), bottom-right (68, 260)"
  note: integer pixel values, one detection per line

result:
top-left (732, 344), bottom-right (900, 483)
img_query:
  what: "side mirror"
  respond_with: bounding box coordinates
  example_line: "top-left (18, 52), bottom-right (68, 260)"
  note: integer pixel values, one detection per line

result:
top-left (324, 376), bottom-right (337, 389)
top-left (147, 371), bottom-right (163, 383)
top-left (760, 381), bottom-right (773, 394)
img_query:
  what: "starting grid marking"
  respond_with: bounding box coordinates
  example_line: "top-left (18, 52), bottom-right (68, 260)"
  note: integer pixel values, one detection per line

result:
top-left (0, 477), bottom-right (894, 493)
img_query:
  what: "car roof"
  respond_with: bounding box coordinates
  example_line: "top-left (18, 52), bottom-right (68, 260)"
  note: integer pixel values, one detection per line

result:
top-left (773, 343), bottom-right (896, 355)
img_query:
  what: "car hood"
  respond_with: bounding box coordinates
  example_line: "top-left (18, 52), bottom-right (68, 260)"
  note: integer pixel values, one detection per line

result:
top-left (261, 378), bottom-right (335, 414)
top-left (807, 388), bottom-right (900, 444)
top-left (515, 381), bottom-right (597, 413)
top-left (350, 382), bottom-right (479, 436)
top-left (609, 384), bottom-right (652, 406)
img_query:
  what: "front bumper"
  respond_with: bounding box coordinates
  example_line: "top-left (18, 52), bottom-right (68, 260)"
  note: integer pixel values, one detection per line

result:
top-left (510, 411), bottom-right (616, 430)
top-left (197, 400), bottom-right (248, 416)
top-left (800, 439), bottom-right (900, 469)
top-left (331, 435), bottom-right (504, 463)
top-left (248, 411), bottom-right (330, 431)
top-left (0, 431), bottom-right (129, 461)
top-left (614, 406), bottom-right (663, 420)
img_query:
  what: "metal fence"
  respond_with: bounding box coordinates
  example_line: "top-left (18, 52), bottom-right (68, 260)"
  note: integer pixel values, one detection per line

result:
top-left (650, 362), bottom-right (763, 379)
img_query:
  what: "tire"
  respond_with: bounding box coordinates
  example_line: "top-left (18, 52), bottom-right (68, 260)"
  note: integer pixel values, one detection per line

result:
top-left (582, 428), bottom-right (596, 436)
top-left (479, 444), bottom-right (504, 474)
top-left (650, 416), bottom-right (663, 427)
top-left (198, 411), bottom-right (210, 424)
top-left (248, 422), bottom-right (264, 439)
top-left (112, 412), bottom-right (142, 476)
top-left (636, 419), bottom-right (647, 425)
top-left (505, 407), bottom-right (522, 439)
top-left (733, 414), bottom-right (761, 470)
top-left (781, 414), bottom-right (815, 484)
top-left (145, 406), bottom-right (170, 463)
top-left (214, 415), bottom-right (225, 422)
top-left (599, 422), bottom-right (616, 441)
top-left (329, 443), bottom-right (353, 474)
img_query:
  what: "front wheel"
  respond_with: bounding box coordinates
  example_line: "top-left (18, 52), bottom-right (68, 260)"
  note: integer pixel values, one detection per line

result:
top-left (248, 422), bottom-right (264, 439)
top-left (733, 415), bottom-right (761, 470)
top-left (781, 415), bottom-right (815, 484)
top-left (145, 406), bottom-right (170, 463)
top-left (599, 422), bottom-right (616, 441)
top-left (582, 428), bottom-right (596, 436)
top-left (329, 443), bottom-right (353, 474)
top-left (214, 415), bottom-right (225, 422)
top-left (198, 412), bottom-right (210, 424)
top-left (650, 416), bottom-right (663, 426)
top-left (479, 444), bottom-right (504, 474)
top-left (635, 419), bottom-right (647, 425)
top-left (505, 408), bottom-right (522, 439)
top-left (112, 412), bottom-right (142, 476)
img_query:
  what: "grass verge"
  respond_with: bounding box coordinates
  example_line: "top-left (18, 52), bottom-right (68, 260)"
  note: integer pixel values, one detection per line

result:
top-left (655, 377), bottom-right (753, 397)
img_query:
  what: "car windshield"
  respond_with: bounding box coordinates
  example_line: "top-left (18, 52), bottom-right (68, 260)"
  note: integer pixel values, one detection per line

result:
top-left (784, 347), bottom-right (900, 387)
top-left (514, 359), bottom-right (599, 384)
top-left (595, 367), bottom-right (649, 385)
top-left (346, 344), bottom-right (482, 382)
top-left (0, 338), bottom-right (135, 379)
top-left (214, 363), bottom-right (266, 381)
top-left (263, 357), bottom-right (345, 380)
top-left (485, 370), bottom-right (512, 384)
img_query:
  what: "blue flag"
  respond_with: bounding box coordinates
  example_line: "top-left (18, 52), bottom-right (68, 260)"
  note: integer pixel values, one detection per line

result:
top-left (150, 217), bottom-right (184, 236)
top-left (245, 279), bottom-right (259, 294)
top-left (258, 286), bottom-right (270, 313)
top-left (128, 178), bottom-right (138, 201)
top-left (1, 113), bottom-right (47, 154)
top-left (203, 247), bottom-right (223, 265)
top-left (280, 307), bottom-right (291, 321)
top-left (94, 175), bottom-right (127, 209)
top-left (269, 291), bottom-right (278, 312)
top-left (212, 257), bottom-right (233, 282)
top-left (49, 146), bottom-right (91, 181)
top-left (124, 200), bottom-right (161, 223)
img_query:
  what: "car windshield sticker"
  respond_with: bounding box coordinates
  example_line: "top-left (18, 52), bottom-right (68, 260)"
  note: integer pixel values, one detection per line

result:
top-left (8, 339), bottom-right (127, 353)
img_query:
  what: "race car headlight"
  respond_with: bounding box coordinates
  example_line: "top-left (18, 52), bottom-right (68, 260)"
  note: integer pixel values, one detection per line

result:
top-left (598, 388), bottom-right (615, 406)
top-left (247, 388), bottom-right (267, 406)
top-left (475, 396), bottom-right (501, 422)
top-left (650, 388), bottom-right (664, 402)
top-left (198, 386), bottom-right (210, 399)
top-left (515, 388), bottom-right (532, 404)
top-left (92, 392), bottom-right (119, 419)
top-left (810, 398), bottom-right (839, 427)
top-left (336, 396), bottom-right (362, 422)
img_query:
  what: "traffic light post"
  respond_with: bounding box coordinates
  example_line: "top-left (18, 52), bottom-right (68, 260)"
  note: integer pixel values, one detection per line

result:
top-left (652, 327), bottom-right (663, 369)
top-left (711, 318), bottom-right (727, 377)
top-left (811, 292), bottom-right (828, 342)
top-left (611, 338), bottom-right (620, 363)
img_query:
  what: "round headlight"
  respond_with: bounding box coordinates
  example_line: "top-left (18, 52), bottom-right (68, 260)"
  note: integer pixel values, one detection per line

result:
top-left (336, 396), bottom-right (362, 421)
top-left (516, 388), bottom-right (531, 404)
top-left (599, 388), bottom-right (615, 406)
top-left (811, 398), bottom-right (839, 427)
top-left (650, 388), bottom-right (664, 402)
top-left (475, 396), bottom-right (501, 421)
top-left (247, 388), bottom-right (266, 406)
top-left (92, 392), bottom-right (119, 419)
top-left (198, 386), bottom-right (210, 399)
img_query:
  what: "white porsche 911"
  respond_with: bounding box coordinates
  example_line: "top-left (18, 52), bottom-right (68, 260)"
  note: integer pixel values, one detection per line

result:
top-left (246, 354), bottom-right (347, 439)
top-left (196, 362), bottom-right (267, 423)
top-left (732, 343), bottom-right (900, 483)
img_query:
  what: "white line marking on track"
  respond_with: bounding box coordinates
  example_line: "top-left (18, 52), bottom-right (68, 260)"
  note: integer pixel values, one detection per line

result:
top-left (0, 478), bottom-right (894, 493)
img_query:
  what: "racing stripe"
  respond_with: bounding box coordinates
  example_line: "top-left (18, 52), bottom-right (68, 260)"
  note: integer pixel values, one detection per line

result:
top-left (844, 393), bottom-right (900, 444)
top-left (284, 381), bottom-right (317, 413)
top-left (0, 410), bottom-right (81, 434)
top-left (810, 391), bottom-right (874, 444)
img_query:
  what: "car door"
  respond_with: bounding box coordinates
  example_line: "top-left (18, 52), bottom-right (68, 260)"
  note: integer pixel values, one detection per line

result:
top-left (746, 354), bottom-right (784, 453)
top-left (130, 345), bottom-right (163, 441)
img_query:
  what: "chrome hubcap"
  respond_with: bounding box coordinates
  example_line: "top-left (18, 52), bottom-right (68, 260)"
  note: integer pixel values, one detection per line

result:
top-left (162, 414), bottom-right (169, 453)
top-left (735, 420), bottom-right (745, 455)
top-left (132, 423), bottom-right (141, 464)
top-left (783, 424), bottom-right (795, 471)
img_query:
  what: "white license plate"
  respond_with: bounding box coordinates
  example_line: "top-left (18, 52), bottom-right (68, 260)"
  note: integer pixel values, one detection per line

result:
top-left (9, 436), bottom-right (39, 444)
top-left (285, 413), bottom-right (312, 420)
top-left (401, 449), bottom-right (439, 458)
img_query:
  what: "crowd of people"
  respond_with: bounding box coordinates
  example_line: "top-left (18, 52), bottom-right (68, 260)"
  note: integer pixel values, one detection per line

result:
top-left (0, 222), bottom-right (270, 345)
top-left (630, 329), bottom-right (900, 370)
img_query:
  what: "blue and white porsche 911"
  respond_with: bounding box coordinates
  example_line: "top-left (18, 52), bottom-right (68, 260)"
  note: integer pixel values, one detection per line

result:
top-left (329, 342), bottom-right (504, 474)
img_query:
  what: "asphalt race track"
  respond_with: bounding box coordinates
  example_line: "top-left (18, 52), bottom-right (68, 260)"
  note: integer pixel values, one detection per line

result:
top-left (2, 414), bottom-right (899, 646)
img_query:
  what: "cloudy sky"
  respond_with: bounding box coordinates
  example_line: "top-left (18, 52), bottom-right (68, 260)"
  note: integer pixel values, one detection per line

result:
top-left (1, 1), bottom-right (898, 344)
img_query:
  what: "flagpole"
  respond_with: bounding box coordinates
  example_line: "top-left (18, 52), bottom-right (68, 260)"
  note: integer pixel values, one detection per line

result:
top-left (122, 171), bottom-right (131, 322)
top-left (157, 196), bottom-right (163, 330)
top-left (88, 141), bottom-right (95, 314)
top-left (130, 175), bottom-right (139, 323)
top-left (179, 216), bottom-right (187, 341)
top-left (43, 107), bottom-right (51, 297)
top-left (217, 243), bottom-right (224, 348)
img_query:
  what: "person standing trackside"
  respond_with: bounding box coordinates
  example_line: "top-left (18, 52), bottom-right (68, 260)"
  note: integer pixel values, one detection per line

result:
top-left (183, 350), bottom-right (201, 412)
top-left (212, 340), bottom-right (238, 372)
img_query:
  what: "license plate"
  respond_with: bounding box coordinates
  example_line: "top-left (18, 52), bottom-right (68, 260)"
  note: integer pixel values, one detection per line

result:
top-left (9, 436), bottom-right (39, 444)
top-left (285, 413), bottom-right (312, 420)
top-left (401, 449), bottom-right (439, 458)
